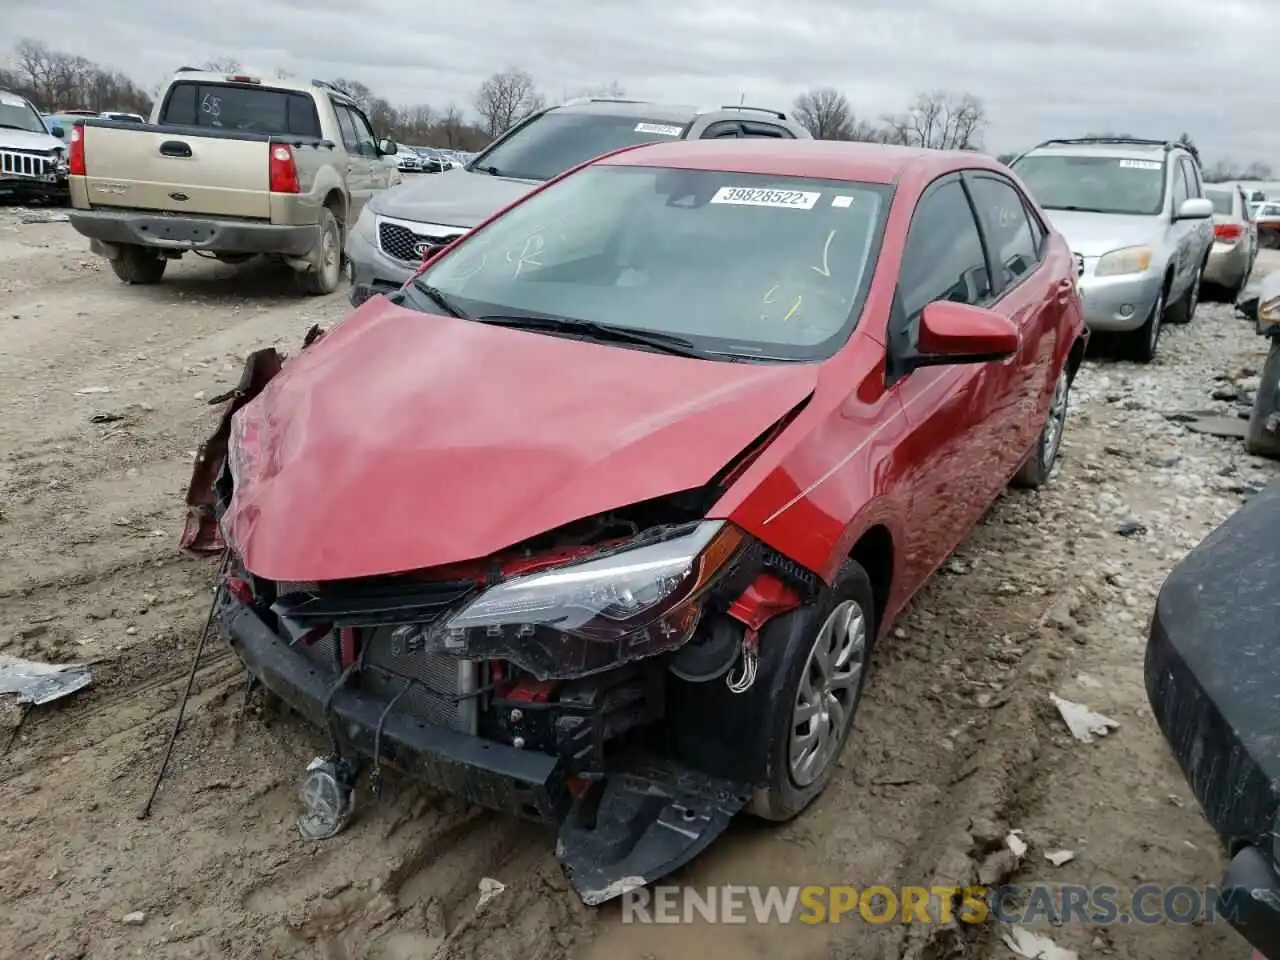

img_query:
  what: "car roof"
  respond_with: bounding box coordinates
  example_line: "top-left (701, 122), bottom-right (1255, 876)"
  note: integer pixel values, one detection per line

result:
top-left (1021, 140), bottom-right (1177, 162)
top-left (598, 138), bottom-right (1003, 185)
top-left (551, 99), bottom-right (702, 123)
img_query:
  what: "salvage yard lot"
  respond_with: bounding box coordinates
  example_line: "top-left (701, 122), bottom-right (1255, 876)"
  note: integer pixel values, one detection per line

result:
top-left (1, 204), bottom-right (1277, 960)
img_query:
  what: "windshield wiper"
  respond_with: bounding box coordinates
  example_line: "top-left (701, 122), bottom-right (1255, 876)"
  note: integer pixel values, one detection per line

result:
top-left (471, 313), bottom-right (705, 358)
top-left (475, 164), bottom-right (504, 177)
top-left (410, 278), bottom-right (471, 319)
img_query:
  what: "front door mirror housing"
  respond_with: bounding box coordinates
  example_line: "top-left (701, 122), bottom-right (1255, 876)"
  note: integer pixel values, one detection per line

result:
top-left (1176, 197), bottom-right (1214, 221)
top-left (908, 300), bottom-right (1019, 370)
top-left (378, 138), bottom-right (398, 157)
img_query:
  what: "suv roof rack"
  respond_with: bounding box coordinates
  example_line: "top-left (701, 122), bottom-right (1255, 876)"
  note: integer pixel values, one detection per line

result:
top-left (558, 96), bottom-right (649, 107)
top-left (717, 104), bottom-right (787, 121)
top-left (1014, 135), bottom-right (1201, 167)
top-left (312, 79), bottom-right (354, 101)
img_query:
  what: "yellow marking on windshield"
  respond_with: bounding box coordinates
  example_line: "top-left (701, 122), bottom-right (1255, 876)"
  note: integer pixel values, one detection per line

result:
top-left (810, 229), bottom-right (836, 277)
top-left (783, 296), bottom-right (802, 322)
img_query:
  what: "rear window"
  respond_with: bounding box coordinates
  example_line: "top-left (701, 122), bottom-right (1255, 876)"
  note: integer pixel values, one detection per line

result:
top-left (470, 113), bottom-right (692, 181)
top-left (160, 81), bottom-right (321, 138)
top-left (1204, 188), bottom-right (1234, 215)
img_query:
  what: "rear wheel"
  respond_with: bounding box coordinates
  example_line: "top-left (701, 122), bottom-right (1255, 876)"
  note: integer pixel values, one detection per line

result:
top-left (1245, 340), bottom-right (1280, 459)
top-left (109, 245), bottom-right (167, 285)
top-left (1012, 365), bottom-right (1070, 489)
top-left (297, 209), bottom-right (342, 296)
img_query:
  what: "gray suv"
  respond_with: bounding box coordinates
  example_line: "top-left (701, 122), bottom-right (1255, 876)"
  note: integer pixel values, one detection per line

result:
top-left (344, 98), bottom-right (811, 305)
top-left (1010, 137), bottom-right (1214, 362)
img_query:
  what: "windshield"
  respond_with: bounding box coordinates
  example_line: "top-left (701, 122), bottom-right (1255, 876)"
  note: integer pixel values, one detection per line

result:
top-left (1012, 154), bottom-right (1166, 215)
top-left (159, 81), bottom-right (321, 137)
top-left (1205, 188), bottom-right (1233, 215)
top-left (409, 165), bottom-right (891, 361)
top-left (470, 112), bottom-right (692, 181)
top-left (0, 92), bottom-right (46, 134)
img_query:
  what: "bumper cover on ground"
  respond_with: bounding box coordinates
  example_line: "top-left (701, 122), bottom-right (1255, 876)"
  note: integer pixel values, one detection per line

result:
top-left (70, 208), bottom-right (319, 256)
top-left (1145, 478), bottom-right (1280, 957)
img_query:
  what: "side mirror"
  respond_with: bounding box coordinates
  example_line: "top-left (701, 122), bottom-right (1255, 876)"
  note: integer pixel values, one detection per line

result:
top-left (1176, 198), bottom-right (1214, 220)
top-left (50, 124), bottom-right (65, 138)
top-left (378, 138), bottom-right (397, 156)
top-left (912, 301), bottom-right (1019, 368)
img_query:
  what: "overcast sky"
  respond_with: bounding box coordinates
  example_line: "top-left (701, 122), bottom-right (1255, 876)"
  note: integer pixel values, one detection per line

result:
top-left (8, 0), bottom-right (1278, 165)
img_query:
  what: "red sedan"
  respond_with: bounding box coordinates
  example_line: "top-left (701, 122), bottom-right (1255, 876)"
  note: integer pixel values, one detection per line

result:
top-left (185, 138), bottom-right (1087, 903)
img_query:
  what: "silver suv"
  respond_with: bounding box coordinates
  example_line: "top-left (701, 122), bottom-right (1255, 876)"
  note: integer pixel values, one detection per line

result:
top-left (1010, 137), bottom-right (1214, 362)
top-left (344, 98), bottom-right (811, 305)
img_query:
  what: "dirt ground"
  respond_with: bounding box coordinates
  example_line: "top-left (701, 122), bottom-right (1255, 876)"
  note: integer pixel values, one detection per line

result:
top-left (2, 206), bottom-right (1276, 960)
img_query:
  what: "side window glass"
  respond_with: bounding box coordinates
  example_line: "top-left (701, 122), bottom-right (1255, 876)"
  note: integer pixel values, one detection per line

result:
top-left (700, 121), bottom-right (742, 139)
top-left (1023, 200), bottom-right (1047, 256)
top-left (740, 123), bottom-right (792, 139)
top-left (334, 106), bottom-right (360, 154)
top-left (1171, 162), bottom-right (1189, 209)
top-left (899, 179), bottom-right (992, 326)
top-left (347, 108), bottom-right (379, 158)
top-left (967, 175), bottom-right (1041, 289)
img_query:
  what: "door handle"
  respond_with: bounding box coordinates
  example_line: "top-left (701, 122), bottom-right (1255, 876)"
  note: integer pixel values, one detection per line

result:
top-left (1055, 278), bottom-right (1073, 304)
top-left (158, 140), bottom-right (192, 158)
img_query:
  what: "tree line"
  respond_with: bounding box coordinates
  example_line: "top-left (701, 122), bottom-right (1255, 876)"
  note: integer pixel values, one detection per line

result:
top-left (2, 38), bottom-right (1272, 180)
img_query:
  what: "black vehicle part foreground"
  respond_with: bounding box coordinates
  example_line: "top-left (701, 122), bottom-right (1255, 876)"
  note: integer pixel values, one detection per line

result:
top-left (223, 594), bottom-right (754, 904)
top-left (1145, 477), bottom-right (1280, 959)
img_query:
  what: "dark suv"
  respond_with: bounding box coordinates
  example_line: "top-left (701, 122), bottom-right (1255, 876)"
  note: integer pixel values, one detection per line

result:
top-left (344, 98), bottom-right (811, 304)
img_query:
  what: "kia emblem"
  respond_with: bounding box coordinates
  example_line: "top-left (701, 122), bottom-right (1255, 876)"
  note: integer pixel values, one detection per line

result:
top-left (414, 241), bottom-right (433, 259)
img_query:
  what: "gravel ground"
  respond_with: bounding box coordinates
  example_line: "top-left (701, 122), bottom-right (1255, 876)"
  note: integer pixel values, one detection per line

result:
top-left (1, 205), bottom-right (1276, 960)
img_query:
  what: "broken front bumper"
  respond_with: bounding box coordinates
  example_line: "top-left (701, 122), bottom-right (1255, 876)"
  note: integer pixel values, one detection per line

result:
top-left (222, 596), bottom-right (571, 822)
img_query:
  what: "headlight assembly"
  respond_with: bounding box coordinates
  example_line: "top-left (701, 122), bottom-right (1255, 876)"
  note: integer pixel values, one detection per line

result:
top-left (399, 520), bottom-right (747, 680)
top-left (1095, 245), bottom-right (1154, 277)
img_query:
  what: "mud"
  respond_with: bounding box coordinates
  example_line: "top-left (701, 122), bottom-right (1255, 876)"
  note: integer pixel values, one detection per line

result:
top-left (2, 207), bottom-right (1276, 960)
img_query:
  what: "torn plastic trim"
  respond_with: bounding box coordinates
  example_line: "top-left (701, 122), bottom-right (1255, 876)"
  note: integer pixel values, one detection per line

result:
top-left (556, 753), bottom-right (752, 905)
top-left (0, 654), bottom-right (92, 706)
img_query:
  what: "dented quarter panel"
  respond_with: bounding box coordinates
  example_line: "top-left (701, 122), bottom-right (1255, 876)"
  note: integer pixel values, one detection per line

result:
top-left (222, 297), bottom-right (819, 582)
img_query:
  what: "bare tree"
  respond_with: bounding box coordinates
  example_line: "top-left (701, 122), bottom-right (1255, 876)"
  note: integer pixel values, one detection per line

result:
top-left (475, 68), bottom-right (544, 138)
top-left (1241, 160), bottom-right (1274, 180)
top-left (881, 91), bottom-right (986, 150)
top-left (201, 56), bottom-right (242, 73)
top-left (792, 87), bottom-right (854, 140)
top-left (1204, 158), bottom-right (1275, 182)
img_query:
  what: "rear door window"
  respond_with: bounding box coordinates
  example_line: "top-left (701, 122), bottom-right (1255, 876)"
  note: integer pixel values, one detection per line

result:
top-left (966, 174), bottom-right (1042, 292)
top-left (160, 81), bottom-right (321, 137)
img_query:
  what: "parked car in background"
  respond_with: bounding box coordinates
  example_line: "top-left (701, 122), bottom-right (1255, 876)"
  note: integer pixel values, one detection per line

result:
top-left (1256, 200), bottom-right (1280, 249)
top-left (67, 70), bottom-right (401, 294)
top-left (410, 146), bottom-right (449, 173)
top-left (0, 89), bottom-right (69, 204)
top-left (392, 146), bottom-right (424, 173)
top-left (99, 110), bottom-right (145, 124)
top-left (1202, 184), bottom-right (1259, 298)
top-left (344, 98), bottom-right (811, 304)
top-left (1010, 137), bottom-right (1214, 363)
top-left (185, 138), bottom-right (1087, 904)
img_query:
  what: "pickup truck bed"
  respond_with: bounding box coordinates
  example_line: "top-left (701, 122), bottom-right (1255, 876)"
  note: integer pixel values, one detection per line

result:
top-left (68, 120), bottom-right (322, 257)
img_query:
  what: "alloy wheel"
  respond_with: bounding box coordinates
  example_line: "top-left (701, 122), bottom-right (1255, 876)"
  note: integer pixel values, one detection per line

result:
top-left (1041, 373), bottom-right (1070, 469)
top-left (789, 599), bottom-right (867, 787)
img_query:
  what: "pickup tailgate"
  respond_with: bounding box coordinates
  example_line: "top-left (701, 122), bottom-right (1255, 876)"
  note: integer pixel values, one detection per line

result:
top-left (80, 123), bottom-right (270, 218)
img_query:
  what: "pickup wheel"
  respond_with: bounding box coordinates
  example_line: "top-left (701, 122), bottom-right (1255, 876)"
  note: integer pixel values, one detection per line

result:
top-left (110, 245), bottom-right (167, 285)
top-left (297, 209), bottom-right (342, 296)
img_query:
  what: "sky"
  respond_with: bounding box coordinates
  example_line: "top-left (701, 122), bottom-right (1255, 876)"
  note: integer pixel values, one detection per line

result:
top-left (7, 0), bottom-right (1278, 167)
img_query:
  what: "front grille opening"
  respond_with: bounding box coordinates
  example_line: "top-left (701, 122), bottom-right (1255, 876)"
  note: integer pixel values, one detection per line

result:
top-left (377, 221), bottom-right (457, 264)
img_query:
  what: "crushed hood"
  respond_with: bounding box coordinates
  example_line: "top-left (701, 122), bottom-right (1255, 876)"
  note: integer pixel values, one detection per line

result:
top-left (1042, 209), bottom-right (1166, 259)
top-left (369, 167), bottom-right (538, 228)
top-left (224, 299), bottom-right (817, 582)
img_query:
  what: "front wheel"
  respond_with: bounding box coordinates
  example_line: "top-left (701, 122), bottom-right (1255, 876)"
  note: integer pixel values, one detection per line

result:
top-left (1012, 364), bottom-right (1070, 488)
top-left (1166, 264), bottom-right (1203, 324)
top-left (747, 560), bottom-right (874, 821)
top-left (1118, 286), bottom-right (1165, 363)
top-left (109, 245), bottom-right (167, 285)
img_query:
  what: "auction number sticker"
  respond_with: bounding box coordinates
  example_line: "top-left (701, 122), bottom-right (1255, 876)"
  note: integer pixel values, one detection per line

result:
top-left (1118, 159), bottom-right (1161, 170)
top-left (710, 186), bottom-right (821, 210)
top-left (635, 122), bottom-right (683, 136)
top-left (0, 92), bottom-right (24, 107)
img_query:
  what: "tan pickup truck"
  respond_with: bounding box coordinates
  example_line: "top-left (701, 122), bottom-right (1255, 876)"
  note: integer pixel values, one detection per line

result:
top-left (67, 70), bottom-right (402, 294)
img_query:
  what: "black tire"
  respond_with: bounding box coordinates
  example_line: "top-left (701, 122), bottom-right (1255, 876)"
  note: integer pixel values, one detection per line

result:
top-left (1118, 284), bottom-right (1166, 363)
top-left (109, 245), bottom-right (167, 285)
top-left (1012, 363), bottom-right (1070, 489)
top-left (297, 209), bottom-right (342, 296)
top-left (1165, 262), bottom-right (1204, 325)
top-left (746, 560), bottom-right (875, 821)
top-left (1245, 339), bottom-right (1280, 459)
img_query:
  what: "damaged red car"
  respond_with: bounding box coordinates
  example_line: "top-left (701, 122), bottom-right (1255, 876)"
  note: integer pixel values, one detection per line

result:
top-left (184, 138), bottom-right (1087, 904)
